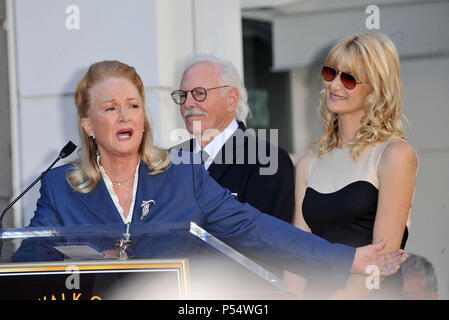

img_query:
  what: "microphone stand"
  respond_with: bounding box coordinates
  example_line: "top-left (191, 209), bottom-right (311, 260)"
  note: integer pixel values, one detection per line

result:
top-left (0, 157), bottom-right (60, 229)
top-left (0, 141), bottom-right (77, 260)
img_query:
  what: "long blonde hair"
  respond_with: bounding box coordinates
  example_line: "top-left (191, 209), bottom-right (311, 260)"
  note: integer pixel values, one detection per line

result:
top-left (315, 32), bottom-right (404, 160)
top-left (66, 60), bottom-right (171, 193)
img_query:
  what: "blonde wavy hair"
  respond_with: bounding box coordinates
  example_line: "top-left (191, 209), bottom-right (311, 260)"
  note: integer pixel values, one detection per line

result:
top-left (315, 32), bottom-right (405, 160)
top-left (66, 60), bottom-right (171, 193)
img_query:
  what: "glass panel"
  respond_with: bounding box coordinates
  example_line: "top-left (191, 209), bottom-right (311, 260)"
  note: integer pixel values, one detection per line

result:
top-left (0, 222), bottom-right (290, 299)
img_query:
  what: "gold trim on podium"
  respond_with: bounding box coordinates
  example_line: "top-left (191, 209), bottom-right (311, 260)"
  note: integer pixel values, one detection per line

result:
top-left (0, 259), bottom-right (191, 299)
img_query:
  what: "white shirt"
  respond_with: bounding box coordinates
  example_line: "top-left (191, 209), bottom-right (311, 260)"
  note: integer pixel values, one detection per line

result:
top-left (97, 155), bottom-right (140, 224)
top-left (194, 119), bottom-right (239, 170)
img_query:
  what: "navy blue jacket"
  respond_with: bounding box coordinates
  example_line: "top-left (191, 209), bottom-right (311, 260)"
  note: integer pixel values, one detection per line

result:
top-left (14, 154), bottom-right (355, 276)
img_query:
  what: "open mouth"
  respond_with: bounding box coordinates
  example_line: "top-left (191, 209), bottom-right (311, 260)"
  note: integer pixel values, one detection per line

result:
top-left (116, 128), bottom-right (134, 140)
top-left (329, 92), bottom-right (347, 101)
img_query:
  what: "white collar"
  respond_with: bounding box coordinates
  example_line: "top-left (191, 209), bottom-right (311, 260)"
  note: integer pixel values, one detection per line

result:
top-left (96, 154), bottom-right (140, 224)
top-left (194, 119), bottom-right (239, 169)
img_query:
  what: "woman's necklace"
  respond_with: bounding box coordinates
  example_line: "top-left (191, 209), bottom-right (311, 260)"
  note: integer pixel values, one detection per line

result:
top-left (340, 139), bottom-right (351, 148)
top-left (339, 134), bottom-right (353, 148)
top-left (97, 153), bottom-right (138, 187)
top-left (111, 174), bottom-right (135, 186)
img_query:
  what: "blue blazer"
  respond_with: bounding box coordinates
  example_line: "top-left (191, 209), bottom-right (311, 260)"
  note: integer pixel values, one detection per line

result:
top-left (15, 153), bottom-right (355, 275)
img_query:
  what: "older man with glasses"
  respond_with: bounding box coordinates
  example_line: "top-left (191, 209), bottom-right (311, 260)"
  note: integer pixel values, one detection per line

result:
top-left (170, 54), bottom-right (295, 224)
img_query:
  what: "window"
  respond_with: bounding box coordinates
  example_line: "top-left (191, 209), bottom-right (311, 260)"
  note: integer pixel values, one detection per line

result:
top-left (242, 18), bottom-right (292, 152)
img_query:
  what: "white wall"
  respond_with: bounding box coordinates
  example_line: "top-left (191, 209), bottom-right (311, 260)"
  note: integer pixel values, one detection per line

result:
top-left (9, 0), bottom-right (243, 227)
top-left (151, 0), bottom-right (243, 148)
top-left (273, 1), bottom-right (449, 70)
top-left (401, 56), bottom-right (449, 300)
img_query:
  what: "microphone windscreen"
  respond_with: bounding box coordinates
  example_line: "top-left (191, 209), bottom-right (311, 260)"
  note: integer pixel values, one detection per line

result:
top-left (59, 141), bottom-right (77, 159)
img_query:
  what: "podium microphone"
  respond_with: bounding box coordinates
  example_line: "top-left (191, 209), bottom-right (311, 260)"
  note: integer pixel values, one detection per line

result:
top-left (0, 141), bottom-right (77, 257)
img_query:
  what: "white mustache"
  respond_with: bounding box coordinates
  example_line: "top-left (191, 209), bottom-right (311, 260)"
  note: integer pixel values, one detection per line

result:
top-left (183, 109), bottom-right (207, 117)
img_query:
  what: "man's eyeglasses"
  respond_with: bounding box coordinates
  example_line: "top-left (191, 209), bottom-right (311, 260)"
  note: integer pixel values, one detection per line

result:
top-left (171, 86), bottom-right (230, 105)
top-left (321, 66), bottom-right (366, 90)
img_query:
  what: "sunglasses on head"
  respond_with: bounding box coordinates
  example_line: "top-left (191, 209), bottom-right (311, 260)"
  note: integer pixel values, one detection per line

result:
top-left (321, 66), bottom-right (366, 90)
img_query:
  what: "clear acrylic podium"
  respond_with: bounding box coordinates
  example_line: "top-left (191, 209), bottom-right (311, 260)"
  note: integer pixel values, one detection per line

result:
top-left (0, 222), bottom-right (291, 300)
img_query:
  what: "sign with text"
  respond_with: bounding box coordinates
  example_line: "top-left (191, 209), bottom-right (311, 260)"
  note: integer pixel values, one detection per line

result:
top-left (0, 259), bottom-right (190, 300)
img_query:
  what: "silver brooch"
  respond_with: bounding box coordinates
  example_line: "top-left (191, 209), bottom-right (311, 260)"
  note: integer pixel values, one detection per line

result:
top-left (141, 200), bottom-right (155, 220)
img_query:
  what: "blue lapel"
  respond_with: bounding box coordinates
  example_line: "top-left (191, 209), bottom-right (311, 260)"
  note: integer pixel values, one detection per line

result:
top-left (72, 178), bottom-right (123, 224)
top-left (132, 161), bottom-right (170, 223)
top-left (70, 161), bottom-right (170, 224)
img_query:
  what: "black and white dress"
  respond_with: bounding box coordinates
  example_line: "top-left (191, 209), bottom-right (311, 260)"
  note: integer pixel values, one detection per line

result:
top-left (302, 137), bottom-right (413, 298)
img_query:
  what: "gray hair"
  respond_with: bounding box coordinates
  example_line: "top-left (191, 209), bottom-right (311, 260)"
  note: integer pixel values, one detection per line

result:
top-left (182, 54), bottom-right (250, 122)
top-left (401, 254), bottom-right (438, 293)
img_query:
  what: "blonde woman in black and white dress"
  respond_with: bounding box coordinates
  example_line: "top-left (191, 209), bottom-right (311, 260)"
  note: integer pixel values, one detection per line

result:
top-left (291, 33), bottom-right (418, 299)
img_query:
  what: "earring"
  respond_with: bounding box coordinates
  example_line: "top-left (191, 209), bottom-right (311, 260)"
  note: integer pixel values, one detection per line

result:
top-left (89, 134), bottom-right (95, 141)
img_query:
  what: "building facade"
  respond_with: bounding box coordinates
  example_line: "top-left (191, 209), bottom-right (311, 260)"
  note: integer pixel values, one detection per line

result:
top-left (1, 0), bottom-right (447, 299)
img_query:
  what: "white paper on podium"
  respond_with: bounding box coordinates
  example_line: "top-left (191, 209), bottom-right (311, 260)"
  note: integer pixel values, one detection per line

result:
top-left (54, 244), bottom-right (107, 261)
